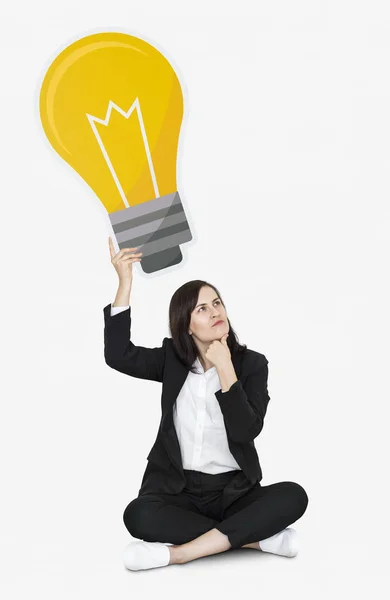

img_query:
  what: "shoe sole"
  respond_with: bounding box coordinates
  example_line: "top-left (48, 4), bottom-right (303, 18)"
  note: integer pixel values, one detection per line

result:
top-left (286, 528), bottom-right (299, 557)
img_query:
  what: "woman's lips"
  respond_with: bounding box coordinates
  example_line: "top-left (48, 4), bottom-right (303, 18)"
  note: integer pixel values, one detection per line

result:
top-left (212, 320), bottom-right (224, 327)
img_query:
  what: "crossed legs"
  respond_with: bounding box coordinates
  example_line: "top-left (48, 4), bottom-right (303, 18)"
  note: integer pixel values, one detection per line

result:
top-left (124, 481), bottom-right (308, 566)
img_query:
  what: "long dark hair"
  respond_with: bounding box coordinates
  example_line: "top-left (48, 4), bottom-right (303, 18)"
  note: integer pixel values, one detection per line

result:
top-left (168, 280), bottom-right (247, 373)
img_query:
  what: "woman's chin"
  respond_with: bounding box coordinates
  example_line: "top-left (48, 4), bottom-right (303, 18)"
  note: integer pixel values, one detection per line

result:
top-left (213, 328), bottom-right (228, 338)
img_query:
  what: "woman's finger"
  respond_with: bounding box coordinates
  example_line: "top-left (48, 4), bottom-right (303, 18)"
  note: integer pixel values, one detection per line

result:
top-left (121, 256), bottom-right (142, 263)
top-left (117, 246), bottom-right (139, 258)
top-left (109, 237), bottom-right (139, 257)
top-left (113, 250), bottom-right (142, 263)
top-left (108, 236), bottom-right (115, 259)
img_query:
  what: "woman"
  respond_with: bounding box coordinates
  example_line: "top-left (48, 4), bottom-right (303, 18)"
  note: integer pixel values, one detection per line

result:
top-left (105, 237), bottom-right (309, 571)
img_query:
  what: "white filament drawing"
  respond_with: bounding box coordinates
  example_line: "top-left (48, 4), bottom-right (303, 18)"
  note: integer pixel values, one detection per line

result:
top-left (86, 97), bottom-right (159, 208)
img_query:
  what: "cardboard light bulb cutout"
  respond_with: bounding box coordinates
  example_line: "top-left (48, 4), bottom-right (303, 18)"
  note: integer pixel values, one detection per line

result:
top-left (40, 32), bottom-right (192, 274)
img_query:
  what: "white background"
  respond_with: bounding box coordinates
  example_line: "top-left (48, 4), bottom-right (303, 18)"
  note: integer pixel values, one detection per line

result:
top-left (1, 0), bottom-right (389, 597)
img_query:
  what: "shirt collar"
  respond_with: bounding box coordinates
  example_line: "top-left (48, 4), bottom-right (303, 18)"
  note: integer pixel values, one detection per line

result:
top-left (193, 356), bottom-right (216, 376)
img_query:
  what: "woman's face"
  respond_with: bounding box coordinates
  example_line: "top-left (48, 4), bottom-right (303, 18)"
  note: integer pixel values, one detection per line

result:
top-left (188, 286), bottom-right (229, 343)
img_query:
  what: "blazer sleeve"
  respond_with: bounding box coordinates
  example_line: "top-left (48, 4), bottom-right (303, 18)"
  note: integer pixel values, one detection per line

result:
top-left (214, 354), bottom-right (270, 443)
top-left (103, 303), bottom-right (167, 382)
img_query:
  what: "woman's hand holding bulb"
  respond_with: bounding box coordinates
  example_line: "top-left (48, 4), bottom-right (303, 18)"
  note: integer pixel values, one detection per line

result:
top-left (109, 237), bottom-right (143, 307)
top-left (108, 236), bottom-right (142, 286)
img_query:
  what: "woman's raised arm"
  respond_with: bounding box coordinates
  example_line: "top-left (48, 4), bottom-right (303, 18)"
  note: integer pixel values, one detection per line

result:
top-left (104, 238), bottom-right (167, 382)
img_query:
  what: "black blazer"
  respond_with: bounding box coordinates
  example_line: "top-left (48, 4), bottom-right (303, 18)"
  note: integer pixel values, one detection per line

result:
top-left (103, 303), bottom-right (271, 507)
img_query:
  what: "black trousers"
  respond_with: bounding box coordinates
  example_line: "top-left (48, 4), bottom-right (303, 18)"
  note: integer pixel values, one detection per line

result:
top-left (123, 469), bottom-right (309, 550)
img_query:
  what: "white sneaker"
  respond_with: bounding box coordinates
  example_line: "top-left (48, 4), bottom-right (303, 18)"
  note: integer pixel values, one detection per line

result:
top-left (123, 540), bottom-right (171, 571)
top-left (259, 528), bottom-right (299, 557)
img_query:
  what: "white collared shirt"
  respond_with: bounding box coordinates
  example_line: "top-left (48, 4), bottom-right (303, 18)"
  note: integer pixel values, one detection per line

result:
top-left (110, 304), bottom-right (241, 474)
top-left (173, 355), bottom-right (241, 473)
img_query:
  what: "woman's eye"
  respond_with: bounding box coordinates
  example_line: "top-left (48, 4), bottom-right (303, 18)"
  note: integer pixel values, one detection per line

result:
top-left (199, 300), bottom-right (220, 312)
